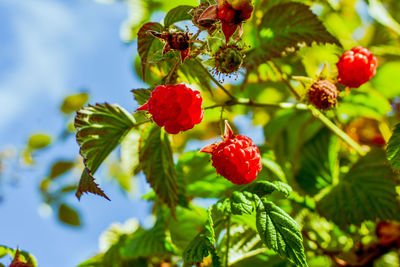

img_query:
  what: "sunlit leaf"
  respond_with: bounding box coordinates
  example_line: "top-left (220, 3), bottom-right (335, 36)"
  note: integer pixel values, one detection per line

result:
top-left (164, 5), bottom-right (194, 28)
top-left (246, 2), bottom-right (341, 64)
top-left (137, 22), bottom-right (163, 79)
top-left (131, 88), bottom-right (152, 106)
top-left (49, 160), bottom-right (75, 179)
top-left (139, 125), bottom-right (179, 212)
top-left (60, 92), bottom-right (89, 114)
top-left (256, 199), bottom-right (308, 267)
top-left (295, 128), bottom-right (339, 195)
top-left (387, 123), bottom-right (400, 171)
top-left (28, 134), bottom-right (51, 150)
top-left (58, 203), bottom-right (81, 227)
top-left (318, 149), bottom-right (400, 229)
top-left (75, 103), bottom-right (136, 200)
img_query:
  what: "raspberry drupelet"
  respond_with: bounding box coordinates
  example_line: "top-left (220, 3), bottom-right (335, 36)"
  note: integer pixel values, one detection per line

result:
top-left (201, 121), bottom-right (262, 185)
top-left (137, 84), bottom-right (204, 134)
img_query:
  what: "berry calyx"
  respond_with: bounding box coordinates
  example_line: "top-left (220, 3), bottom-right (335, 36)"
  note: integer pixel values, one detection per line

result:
top-left (200, 121), bottom-right (262, 185)
top-left (308, 80), bottom-right (338, 110)
top-left (9, 249), bottom-right (32, 267)
top-left (137, 84), bottom-right (204, 134)
top-left (150, 31), bottom-right (191, 62)
top-left (336, 46), bottom-right (378, 88)
top-left (214, 45), bottom-right (243, 75)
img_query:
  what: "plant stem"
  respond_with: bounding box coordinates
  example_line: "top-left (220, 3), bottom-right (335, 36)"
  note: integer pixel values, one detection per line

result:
top-left (309, 106), bottom-right (366, 156)
top-left (165, 58), bottom-right (181, 84)
top-left (225, 215), bottom-right (231, 267)
top-left (205, 98), bottom-right (308, 110)
top-left (198, 60), bottom-right (236, 100)
top-left (228, 248), bottom-right (268, 265)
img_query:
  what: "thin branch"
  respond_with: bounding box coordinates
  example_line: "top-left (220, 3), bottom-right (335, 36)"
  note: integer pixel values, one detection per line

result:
top-left (165, 58), bottom-right (181, 84)
top-left (204, 98), bottom-right (308, 110)
top-left (197, 59), bottom-right (236, 100)
top-left (228, 248), bottom-right (268, 265)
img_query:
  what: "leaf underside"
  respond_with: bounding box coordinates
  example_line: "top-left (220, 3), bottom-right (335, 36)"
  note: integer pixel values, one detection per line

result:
top-left (74, 103), bottom-right (136, 200)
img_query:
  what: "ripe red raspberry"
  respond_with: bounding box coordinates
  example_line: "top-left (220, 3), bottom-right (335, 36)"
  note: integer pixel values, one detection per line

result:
top-left (137, 84), bottom-right (204, 134)
top-left (336, 46), bottom-right (378, 88)
top-left (200, 121), bottom-right (261, 185)
top-left (308, 80), bottom-right (338, 110)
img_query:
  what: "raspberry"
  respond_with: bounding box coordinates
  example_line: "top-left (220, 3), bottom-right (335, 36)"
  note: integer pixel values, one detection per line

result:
top-left (308, 80), bottom-right (338, 110)
top-left (137, 84), bottom-right (204, 134)
top-left (200, 121), bottom-right (261, 185)
top-left (336, 46), bottom-right (378, 88)
top-left (214, 45), bottom-right (243, 74)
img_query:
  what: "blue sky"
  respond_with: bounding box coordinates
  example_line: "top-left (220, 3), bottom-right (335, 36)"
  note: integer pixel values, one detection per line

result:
top-left (0, 0), bottom-right (152, 266)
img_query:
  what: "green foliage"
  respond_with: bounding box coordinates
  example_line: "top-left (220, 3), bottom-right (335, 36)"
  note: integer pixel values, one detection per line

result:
top-left (28, 133), bottom-right (51, 150)
top-left (75, 103), bottom-right (136, 200)
top-left (58, 203), bottom-right (81, 227)
top-left (295, 128), bottom-right (339, 195)
top-left (256, 199), bottom-right (308, 267)
top-left (137, 22), bottom-right (163, 79)
top-left (387, 123), bottom-right (400, 171)
top-left (163, 5), bottom-right (194, 28)
top-left (183, 209), bottom-right (221, 266)
top-left (131, 88), bottom-right (152, 106)
top-left (247, 2), bottom-right (340, 64)
top-left (139, 125), bottom-right (179, 212)
top-left (0, 246), bottom-right (37, 267)
top-left (49, 160), bottom-right (75, 179)
top-left (318, 149), bottom-right (400, 229)
top-left (60, 92), bottom-right (89, 114)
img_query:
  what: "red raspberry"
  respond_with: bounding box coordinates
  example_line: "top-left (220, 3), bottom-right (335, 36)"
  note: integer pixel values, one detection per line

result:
top-left (308, 80), bottom-right (338, 110)
top-left (337, 46), bottom-right (378, 88)
top-left (200, 121), bottom-right (261, 184)
top-left (137, 84), bottom-right (204, 134)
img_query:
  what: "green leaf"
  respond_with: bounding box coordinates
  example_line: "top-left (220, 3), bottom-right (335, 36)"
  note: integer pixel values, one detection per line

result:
top-left (318, 149), bottom-right (400, 229)
top-left (0, 246), bottom-right (38, 266)
top-left (120, 214), bottom-right (178, 259)
top-left (49, 160), bottom-right (75, 179)
top-left (28, 134), bottom-right (51, 150)
top-left (164, 5), bottom-right (194, 28)
top-left (166, 206), bottom-right (208, 250)
top-left (178, 58), bottom-right (213, 94)
top-left (247, 2), bottom-right (340, 64)
top-left (75, 103), bottom-right (136, 200)
top-left (368, 0), bottom-right (400, 36)
top-left (372, 61), bottom-right (400, 99)
top-left (131, 88), bottom-right (152, 106)
top-left (176, 151), bottom-right (234, 199)
top-left (337, 89), bottom-right (391, 119)
top-left (388, 123), bottom-right (400, 171)
top-left (139, 125), bottom-right (179, 212)
top-left (295, 128), bottom-right (339, 195)
top-left (58, 203), bottom-right (81, 227)
top-left (243, 180), bottom-right (292, 198)
top-left (207, 37), bottom-right (225, 54)
top-left (183, 209), bottom-right (221, 266)
top-left (256, 199), bottom-right (308, 267)
top-left (137, 22), bottom-right (163, 79)
top-left (60, 92), bottom-right (89, 114)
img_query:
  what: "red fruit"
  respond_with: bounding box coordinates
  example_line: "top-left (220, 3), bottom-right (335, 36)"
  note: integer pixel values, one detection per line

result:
top-left (137, 84), bottom-right (204, 134)
top-left (201, 121), bottom-right (261, 185)
top-left (337, 46), bottom-right (378, 88)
